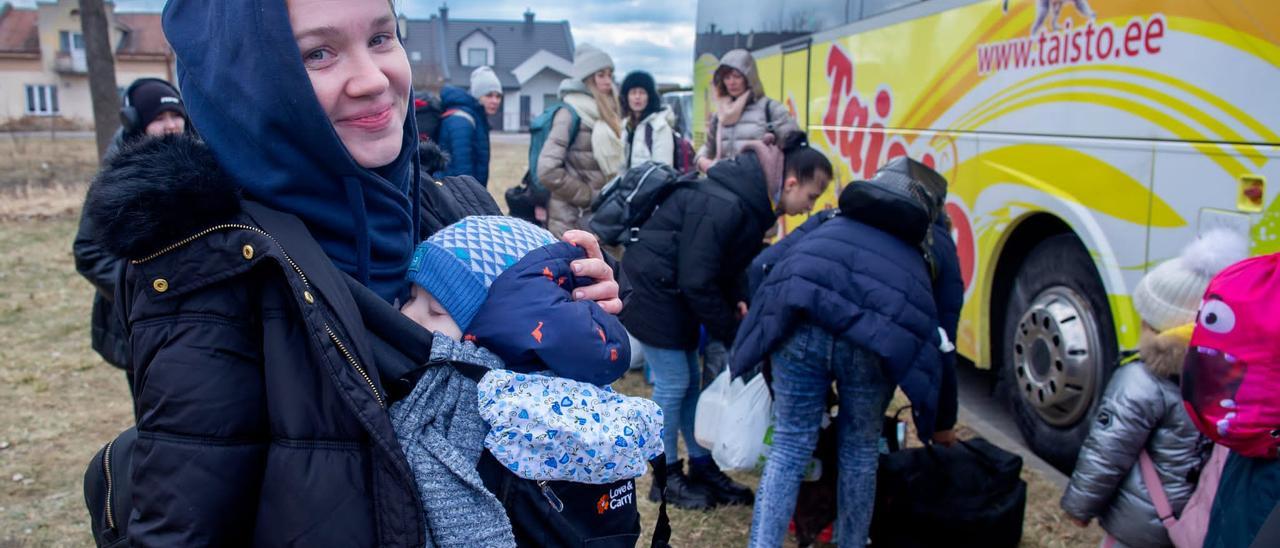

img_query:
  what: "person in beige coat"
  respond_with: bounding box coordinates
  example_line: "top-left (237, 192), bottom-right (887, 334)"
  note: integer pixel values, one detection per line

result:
top-left (536, 45), bottom-right (625, 238)
top-left (696, 49), bottom-right (799, 173)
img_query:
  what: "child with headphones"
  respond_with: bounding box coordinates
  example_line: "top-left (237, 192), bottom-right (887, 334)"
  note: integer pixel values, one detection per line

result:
top-left (117, 78), bottom-right (191, 146)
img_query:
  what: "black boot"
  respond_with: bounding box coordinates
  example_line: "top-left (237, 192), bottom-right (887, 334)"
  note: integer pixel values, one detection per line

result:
top-left (649, 460), bottom-right (714, 510)
top-left (687, 458), bottom-right (754, 506)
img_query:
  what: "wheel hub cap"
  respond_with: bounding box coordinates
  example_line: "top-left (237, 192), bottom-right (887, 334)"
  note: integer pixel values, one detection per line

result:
top-left (1013, 286), bottom-right (1102, 426)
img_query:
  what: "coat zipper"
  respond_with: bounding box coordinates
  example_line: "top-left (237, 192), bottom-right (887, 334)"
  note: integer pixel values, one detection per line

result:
top-left (131, 223), bottom-right (382, 407)
top-left (326, 324), bottom-right (385, 408)
top-left (102, 438), bottom-right (116, 531)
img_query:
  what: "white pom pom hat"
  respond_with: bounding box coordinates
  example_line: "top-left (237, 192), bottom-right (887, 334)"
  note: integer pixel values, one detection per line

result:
top-left (1133, 229), bottom-right (1249, 332)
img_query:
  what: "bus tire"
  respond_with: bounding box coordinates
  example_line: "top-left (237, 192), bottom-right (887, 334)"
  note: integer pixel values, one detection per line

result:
top-left (997, 234), bottom-right (1118, 473)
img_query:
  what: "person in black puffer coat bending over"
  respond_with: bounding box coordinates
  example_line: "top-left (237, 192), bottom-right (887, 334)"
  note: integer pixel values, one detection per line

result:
top-left (621, 131), bottom-right (832, 509)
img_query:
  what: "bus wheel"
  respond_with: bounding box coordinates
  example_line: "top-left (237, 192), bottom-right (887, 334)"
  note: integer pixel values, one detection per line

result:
top-left (998, 234), bottom-right (1117, 472)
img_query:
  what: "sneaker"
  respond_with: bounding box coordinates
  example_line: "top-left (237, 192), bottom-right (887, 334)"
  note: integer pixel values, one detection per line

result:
top-left (648, 460), bottom-right (714, 510)
top-left (687, 458), bottom-right (754, 506)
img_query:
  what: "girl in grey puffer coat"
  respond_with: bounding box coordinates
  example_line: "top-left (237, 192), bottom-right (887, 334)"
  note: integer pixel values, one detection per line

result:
top-left (696, 49), bottom-right (799, 172)
top-left (1061, 230), bottom-right (1246, 547)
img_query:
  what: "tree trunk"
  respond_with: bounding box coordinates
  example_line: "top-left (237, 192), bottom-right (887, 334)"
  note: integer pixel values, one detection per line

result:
top-left (80, 0), bottom-right (119, 161)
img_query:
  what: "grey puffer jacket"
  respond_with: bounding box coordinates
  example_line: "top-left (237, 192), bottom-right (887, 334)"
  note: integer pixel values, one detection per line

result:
top-left (696, 49), bottom-right (799, 165)
top-left (1061, 331), bottom-right (1208, 547)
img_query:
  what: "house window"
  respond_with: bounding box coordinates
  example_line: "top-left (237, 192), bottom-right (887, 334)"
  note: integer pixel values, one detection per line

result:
top-left (25, 85), bottom-right (59, 116)
top-left (59, 31), bottom-right (84, 52)
top-left (467, 48), bottom-right (488, 67)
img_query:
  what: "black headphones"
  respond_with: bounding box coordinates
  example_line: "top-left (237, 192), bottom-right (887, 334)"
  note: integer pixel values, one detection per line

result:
top-left (119, 78), bottom-right (181, 134)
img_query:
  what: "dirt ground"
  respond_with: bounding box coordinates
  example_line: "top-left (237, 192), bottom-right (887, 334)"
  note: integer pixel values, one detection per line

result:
top-left (0, 136), bottom-right (1102, 546)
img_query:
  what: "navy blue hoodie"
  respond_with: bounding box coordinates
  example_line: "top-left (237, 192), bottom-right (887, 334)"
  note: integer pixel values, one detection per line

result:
top-left (162, 0), bottom-right (420, 302)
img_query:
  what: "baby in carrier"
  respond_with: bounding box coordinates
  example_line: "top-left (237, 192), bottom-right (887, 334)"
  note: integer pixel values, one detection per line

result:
top-left (394, 215), bottom-right (663, 546)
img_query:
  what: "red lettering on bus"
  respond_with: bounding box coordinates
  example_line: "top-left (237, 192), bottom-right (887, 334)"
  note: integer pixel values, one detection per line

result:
top-left (946, 202), bottom-right (976, 291)
top-left (1145, 17), bottom-right (1164, 53)
top-left (1123, 20), bottom-right (1142, 57)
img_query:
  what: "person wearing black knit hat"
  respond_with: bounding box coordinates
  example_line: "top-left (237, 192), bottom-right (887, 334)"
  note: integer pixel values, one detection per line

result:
top-left (619, 70), bottom-right (676, 169)
top-left (119, 78), bottom-right (190, 143)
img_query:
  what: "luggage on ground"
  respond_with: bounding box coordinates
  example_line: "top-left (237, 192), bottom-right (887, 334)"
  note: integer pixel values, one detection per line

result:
top-left (870, 437), bottom-right (1026, 547)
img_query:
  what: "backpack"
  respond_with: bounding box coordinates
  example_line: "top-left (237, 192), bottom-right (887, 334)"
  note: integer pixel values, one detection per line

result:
top-left (1181, 252), bottom-right (1280, 459)
top-left (1138, 444), bottom-right (1229, 548)
top-left (525, 102), bottom-right (581, 193)
top-left (588, 162), bottom-right (690, 247)
top-left (414, 95), bottom-right (473, 143)
top-left (641, 123), bottom-right (696, 175)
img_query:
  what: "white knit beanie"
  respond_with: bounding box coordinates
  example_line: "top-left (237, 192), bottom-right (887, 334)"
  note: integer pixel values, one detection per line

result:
top-left (571, 44), bottom-right (613, 82)
top-left (469, 66), bottom-right (502, 100)
top-left (1132, 229), bottom-right (1248, 332)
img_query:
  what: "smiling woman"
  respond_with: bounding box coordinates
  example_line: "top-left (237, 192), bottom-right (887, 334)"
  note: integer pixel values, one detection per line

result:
top-left (77, 0), bottom-right (629, 544)
top-left (288, 0), bottom-right (411, 168)
top-left (74, 0), bottom-right (524, 545)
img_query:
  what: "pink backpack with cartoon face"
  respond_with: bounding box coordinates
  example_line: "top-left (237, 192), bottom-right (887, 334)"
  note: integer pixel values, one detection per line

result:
top-left (1182, 252), bottom-right (1280, 459)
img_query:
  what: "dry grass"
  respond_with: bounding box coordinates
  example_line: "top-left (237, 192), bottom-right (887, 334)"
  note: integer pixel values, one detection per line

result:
top-left (0, 135), bottom-right (1100, 547)
top-left (0, 135), bottom-right (98, 193)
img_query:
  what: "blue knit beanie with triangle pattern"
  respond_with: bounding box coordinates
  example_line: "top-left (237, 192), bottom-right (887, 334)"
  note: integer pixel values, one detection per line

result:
top-left (407, 216), bottom-right (556, 331)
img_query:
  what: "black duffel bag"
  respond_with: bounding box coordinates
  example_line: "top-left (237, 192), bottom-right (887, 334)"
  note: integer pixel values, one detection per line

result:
top-left (506, 171), bottom-right (551, 227)
top-left (870, 437), bottom-right (1027, 548)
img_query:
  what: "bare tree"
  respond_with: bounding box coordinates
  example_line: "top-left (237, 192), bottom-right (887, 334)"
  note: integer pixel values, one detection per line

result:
top-left (80, 0), bottom-right (119, 160)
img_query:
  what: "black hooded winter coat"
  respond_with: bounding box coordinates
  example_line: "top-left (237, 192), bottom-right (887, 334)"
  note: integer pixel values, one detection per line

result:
top-left (619, 151), bottom-right (776, 349)
top-left (83, 135), bottom-right (500, 547)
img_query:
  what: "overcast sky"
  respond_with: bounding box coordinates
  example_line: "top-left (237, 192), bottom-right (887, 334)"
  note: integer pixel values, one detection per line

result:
top-left (11, 0), bottom-right (698, 84)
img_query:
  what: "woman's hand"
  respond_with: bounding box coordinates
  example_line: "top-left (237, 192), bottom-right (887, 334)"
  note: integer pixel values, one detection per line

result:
top-left (697, 157), bottom-right (716, 173)
top-left (561, 230), bottom-right (623, 315)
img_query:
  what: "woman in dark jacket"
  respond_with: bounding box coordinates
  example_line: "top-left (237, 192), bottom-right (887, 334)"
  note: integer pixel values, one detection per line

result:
top-left (73, 78), bottom-right (191, 377)
top-left (434, 66), bottom-right (499, 186)
top-left (81, 0), bottom-right (619, 545)
top-left (732, 157), bottom-right (949, 547)
top-left (620, 132), bottom-right (832, 509)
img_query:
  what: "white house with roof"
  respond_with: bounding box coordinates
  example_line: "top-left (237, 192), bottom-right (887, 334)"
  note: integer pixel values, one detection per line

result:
top-left (402, 6), bottom-right (575, 131)
top-left (0, 0), bottom-right (175, 126)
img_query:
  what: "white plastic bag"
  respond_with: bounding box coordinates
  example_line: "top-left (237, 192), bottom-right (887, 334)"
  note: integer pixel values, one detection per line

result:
top-left (694, 369), bottom-right (731, 449)
top-left (712, 372), bottom-right (773, 471)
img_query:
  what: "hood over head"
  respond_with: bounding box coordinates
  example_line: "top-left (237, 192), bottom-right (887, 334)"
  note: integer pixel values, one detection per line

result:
top-left (162, 0), bottom-right (420, 303)
top-left (714, 49), bottom-right (766, 101)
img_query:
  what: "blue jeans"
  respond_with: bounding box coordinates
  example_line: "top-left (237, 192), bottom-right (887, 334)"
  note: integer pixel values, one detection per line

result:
top-left (641, 342), bottom-right (710, 464)
top-left (749, 324), bottom-right (894, 547)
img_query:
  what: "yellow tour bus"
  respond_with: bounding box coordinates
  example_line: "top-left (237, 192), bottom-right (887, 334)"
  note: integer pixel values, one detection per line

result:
top-left (693, 0), bottom-right (1279, 468)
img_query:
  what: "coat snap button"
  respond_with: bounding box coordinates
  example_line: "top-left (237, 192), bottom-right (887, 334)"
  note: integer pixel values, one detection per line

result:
top-left (152, 278), bottom-right (169, 293)
top-left (242, 244), bottom-right (255, 260)
top-left (303, 291), bottom-right (315, 304)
